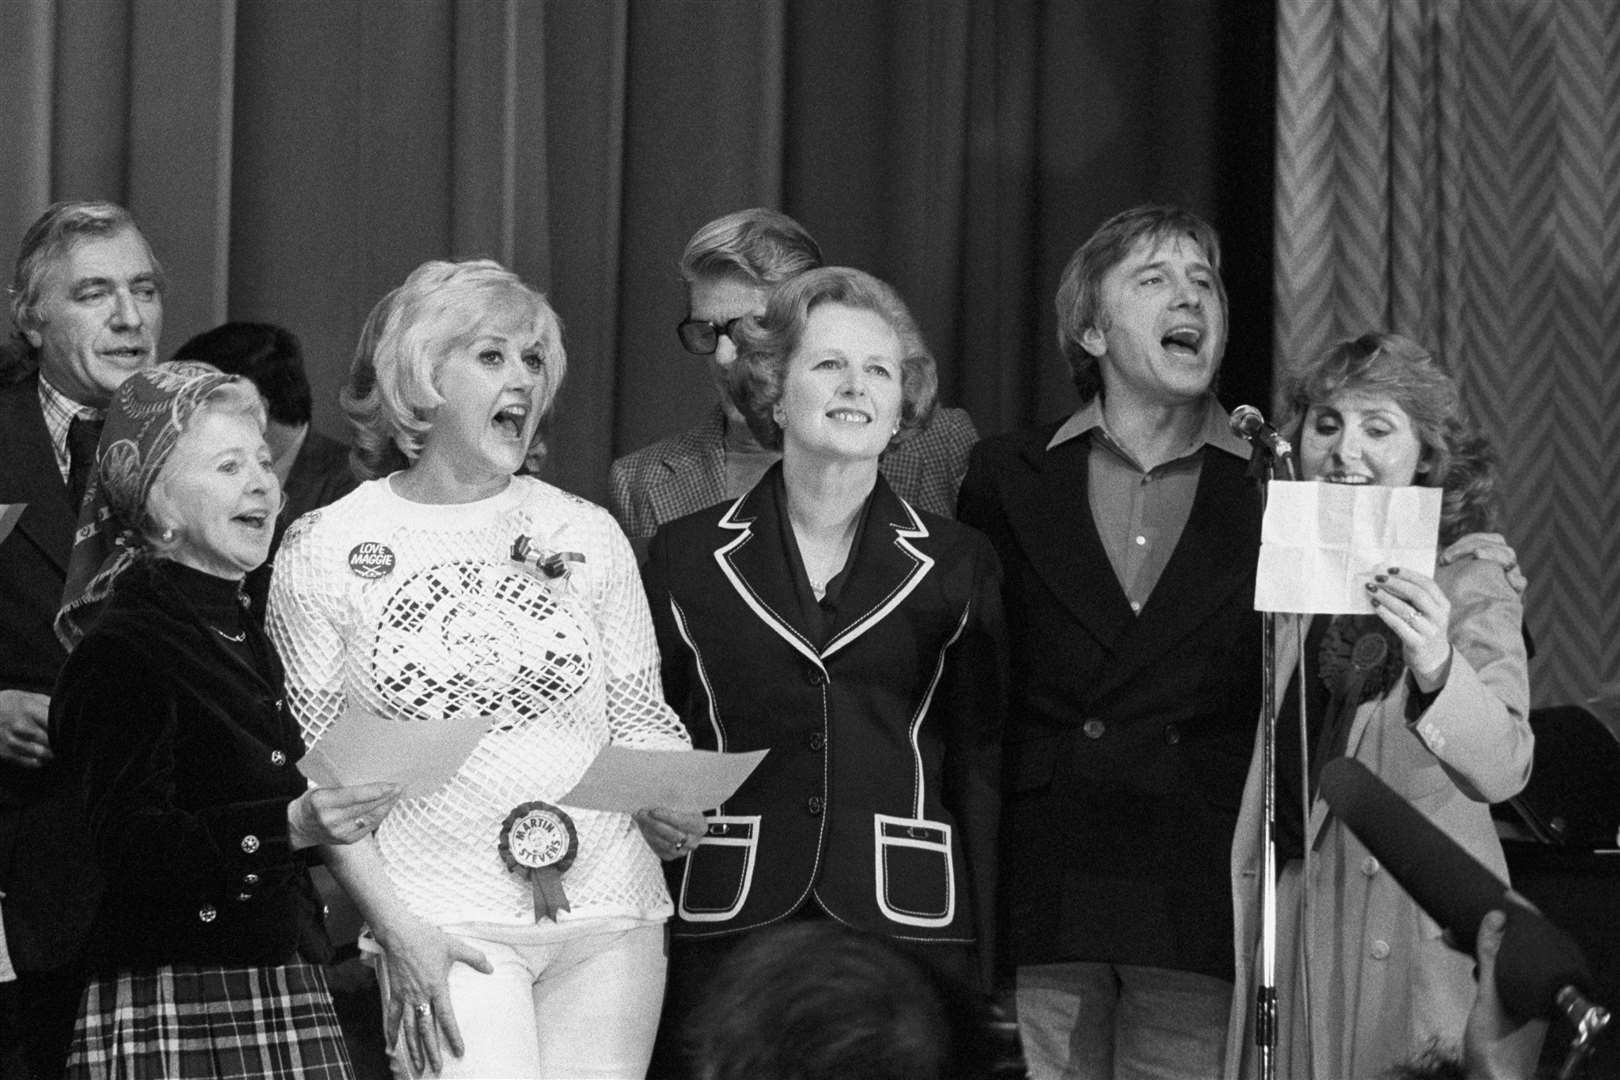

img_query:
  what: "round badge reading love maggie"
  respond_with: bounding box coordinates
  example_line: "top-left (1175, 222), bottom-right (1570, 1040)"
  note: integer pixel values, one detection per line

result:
top-left (348, 541), bottom-right (396, 579)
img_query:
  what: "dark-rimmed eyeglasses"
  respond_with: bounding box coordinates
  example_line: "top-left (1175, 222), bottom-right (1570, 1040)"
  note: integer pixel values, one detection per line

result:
top-left (676, 316), bottom-right (745, 356)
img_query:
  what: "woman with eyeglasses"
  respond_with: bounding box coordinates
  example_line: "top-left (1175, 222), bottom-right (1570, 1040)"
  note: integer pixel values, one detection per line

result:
top-left (642, 266), bottom-right (1006, 1079)
top-left (607, 208), bottom-right (979, 555)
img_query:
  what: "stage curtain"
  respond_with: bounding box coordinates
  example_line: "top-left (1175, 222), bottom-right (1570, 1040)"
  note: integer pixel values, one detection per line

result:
top-left (0, 0), bottom-right (1274, 504)
top-left (1272, 0), bottom-right (1620, 708)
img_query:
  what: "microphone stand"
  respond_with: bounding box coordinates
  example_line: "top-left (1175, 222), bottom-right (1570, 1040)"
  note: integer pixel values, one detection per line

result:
top-left (1251, 435), bottom-right (1297, 1080)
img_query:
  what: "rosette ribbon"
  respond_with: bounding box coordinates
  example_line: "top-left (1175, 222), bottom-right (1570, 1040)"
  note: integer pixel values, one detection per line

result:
top-left (510, 535), bottom-right (585, 580)
top-left (498, 801), bottom-right (579, 922)
top-left (1311, 614), bottom-right (1407, 786)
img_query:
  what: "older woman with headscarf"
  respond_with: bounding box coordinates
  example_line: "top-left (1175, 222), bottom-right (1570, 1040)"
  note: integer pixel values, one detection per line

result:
top-left (1224, 333), bottom-right (1534, 1080)
top-left (268, 259), bottom-right (701, 1079)
top-left (642, 266), bottom-right (1006, 1078)
top-left (49, 361), bottom-right (400, 1078)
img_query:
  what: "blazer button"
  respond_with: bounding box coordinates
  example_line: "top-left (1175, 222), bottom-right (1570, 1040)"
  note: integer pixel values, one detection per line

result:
top-left (236, 892), bottom-right (253, 902)
top-left (240, 835), bottom-right (260, 854)
top-left (243, 873), bottom-right (260, 886)
top-left (274, 697), bottom-right (285, 712)
top-left (1360, 856), bottom-right (1380, 877)
top-left (806, 796), bottom-right (824, 816)
top-left (1082, 719), bottom-right (1106, 740)
top-left (808, 732), bottom-right (825, 751)
top-left (1370, 939), bottom-right (1390, 960)
top-left (198, 904), bottom-right (217, 923)
top-left (1163, 723), bottom-right (1181, 745)
top-left (707, 822), bottom-right (729, 837)
top-left (805, 667), bottom-right (826, 686)
top-left (270, 750), bottom-right (287, 766)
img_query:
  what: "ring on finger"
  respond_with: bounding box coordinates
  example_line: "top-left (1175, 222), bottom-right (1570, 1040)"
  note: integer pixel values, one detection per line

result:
top-left (414, 1001), bottom-right (433, 1018)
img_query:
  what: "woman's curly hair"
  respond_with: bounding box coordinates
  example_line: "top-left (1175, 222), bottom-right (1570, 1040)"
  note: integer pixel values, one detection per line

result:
top-left (1278, 332), bottom-right (1499, 547)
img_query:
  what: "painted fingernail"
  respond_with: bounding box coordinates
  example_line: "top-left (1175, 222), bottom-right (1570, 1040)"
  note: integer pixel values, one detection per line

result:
top-left (1374, 574), bottom-right (1387, 583)
top-left (1365, 582), bottom-right (1377, 591)
top-left (1388, 567), bottom-right (1401, 575)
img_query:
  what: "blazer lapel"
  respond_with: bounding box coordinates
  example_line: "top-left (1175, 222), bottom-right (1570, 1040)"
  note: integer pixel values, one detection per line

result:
top-left (1000, 433), bottom-right (1135, 652)
top-left (647, 409), bottom-right (729, 526)
top-left (822, 477), bottom-right (933, 659)
top-left (1091, 449), bottom-right (1261, 702)
top-left (712, 472), bottom-right (823, 669)
top-left (0, 377), bottom-right (77, 574)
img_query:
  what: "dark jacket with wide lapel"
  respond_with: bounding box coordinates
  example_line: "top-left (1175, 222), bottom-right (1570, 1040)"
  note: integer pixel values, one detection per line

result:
top-left (958, 420), bottom-right (1263, 980)
top-left (644, 467), bottom-right (1005, 968)
top-left (0, 374), bottom-right (74, 710)
top-left (0, 373), bottom-right (94, 972)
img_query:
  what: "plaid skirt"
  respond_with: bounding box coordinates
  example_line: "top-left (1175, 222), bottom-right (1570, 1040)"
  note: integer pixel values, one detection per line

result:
top-left (65, 959), bottom-right (353, 1080)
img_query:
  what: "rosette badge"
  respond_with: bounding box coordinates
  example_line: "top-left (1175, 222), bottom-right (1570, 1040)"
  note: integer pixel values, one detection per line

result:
top-left (498, 801), bottom-right (579, 922)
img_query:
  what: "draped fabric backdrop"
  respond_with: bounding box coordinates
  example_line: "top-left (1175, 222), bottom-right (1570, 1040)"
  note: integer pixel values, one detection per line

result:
top-left (0, 0), bottom-right (1276, 496)
top-left (1273, 0), bottom-right (1620, 710)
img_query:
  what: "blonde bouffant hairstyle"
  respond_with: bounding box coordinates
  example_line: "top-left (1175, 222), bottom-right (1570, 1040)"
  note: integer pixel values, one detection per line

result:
top-left (342, 259), bottom-right (565, 480)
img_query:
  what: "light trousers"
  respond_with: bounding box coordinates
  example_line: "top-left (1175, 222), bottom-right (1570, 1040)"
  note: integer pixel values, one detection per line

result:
top-left (1016, 960), bottom-right (1232, 1080)
top-left (376, 919), bottom-right (666, 1080)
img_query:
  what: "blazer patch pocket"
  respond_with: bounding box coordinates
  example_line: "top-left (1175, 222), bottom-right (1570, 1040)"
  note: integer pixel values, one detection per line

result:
top-left (678, 815), bottom-right (760, 923)
top-left (872, 814), bottom-right (955, 928)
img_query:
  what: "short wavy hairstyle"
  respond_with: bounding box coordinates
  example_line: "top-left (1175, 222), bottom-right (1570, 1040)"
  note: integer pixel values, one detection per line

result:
top-left (1278, 331), bottom-right (1499, 546)
top-left (341, 259), bottom-right (565, 480)
top-left (9, 200), bottom-right (163, 353)
top-left (679, 208), bottom-right (823, 290)
top-left (729, 266), bottom-right (937, 453)
top-left (1054, 204), bottom-right (1226, 403)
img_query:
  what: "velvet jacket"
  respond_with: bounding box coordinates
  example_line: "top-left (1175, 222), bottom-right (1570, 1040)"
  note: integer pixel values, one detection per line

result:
top-left (610, 404), bottom-right (980, 544)
top-left (50, 558), bottom-right (329, 971)
top-left (0, 373), bottom-right (95, 973)
top-left (958, 421), bottom-right (1264, 980)
top-left (643, 468), bottom-right (1005, 973)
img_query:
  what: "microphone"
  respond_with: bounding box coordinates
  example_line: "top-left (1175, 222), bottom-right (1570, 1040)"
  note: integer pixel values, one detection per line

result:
top-left (1229, 404), bottom-right (1293, 458)
top-left (1319, 757), bottom-right (1610, 1033)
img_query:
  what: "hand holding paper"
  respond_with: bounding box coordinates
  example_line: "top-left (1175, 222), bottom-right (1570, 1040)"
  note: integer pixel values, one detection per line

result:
top-left (1255, 482), bottom-right (1441, 614)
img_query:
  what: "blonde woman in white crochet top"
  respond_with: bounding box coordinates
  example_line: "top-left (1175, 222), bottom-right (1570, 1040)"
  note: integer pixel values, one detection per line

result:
top-left (267, 260), bottom-right (703, 1079)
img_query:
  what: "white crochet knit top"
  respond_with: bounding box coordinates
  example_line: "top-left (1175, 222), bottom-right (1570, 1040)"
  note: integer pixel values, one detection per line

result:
top-left (267, 474), bottom-right (690, 927)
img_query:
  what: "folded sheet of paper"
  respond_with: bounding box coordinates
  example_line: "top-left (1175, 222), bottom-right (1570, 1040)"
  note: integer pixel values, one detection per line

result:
top-left (559, 746), bottom-right (767, 814)
top-left (1255, 482), bottom-right (1441, 614)
top-left (297, 701), bottom-right (488, 800)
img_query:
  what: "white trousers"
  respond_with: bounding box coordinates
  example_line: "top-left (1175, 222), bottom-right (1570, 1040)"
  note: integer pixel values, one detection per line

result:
top-left (375, 920), bottom-right (666, 1079)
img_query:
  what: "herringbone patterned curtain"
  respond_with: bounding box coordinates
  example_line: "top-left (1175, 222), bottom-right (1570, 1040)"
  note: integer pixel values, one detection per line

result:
top-left (1274, 0), bottom-right (1620, 711)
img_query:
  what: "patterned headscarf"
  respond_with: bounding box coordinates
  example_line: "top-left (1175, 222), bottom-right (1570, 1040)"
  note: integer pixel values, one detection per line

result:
top-left (55, 361), bottom-right (242, 648)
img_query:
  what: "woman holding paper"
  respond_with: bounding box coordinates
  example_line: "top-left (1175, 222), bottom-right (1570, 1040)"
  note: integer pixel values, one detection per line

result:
top-left (267, 260), bottom-right (701, 1079)
top-left (50, 362), bottom-right (399, 1078)
top-left (641, 267), bottom-right (1006, 1077)
top-left (1224, 332), bottom-right (1534, 1080)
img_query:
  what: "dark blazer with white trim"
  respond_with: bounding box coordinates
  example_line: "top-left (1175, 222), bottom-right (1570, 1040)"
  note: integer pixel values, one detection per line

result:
top-left (643, 467), bottom-right (1004, 968)
top-left (958, 421), bottom-right (1263, 981)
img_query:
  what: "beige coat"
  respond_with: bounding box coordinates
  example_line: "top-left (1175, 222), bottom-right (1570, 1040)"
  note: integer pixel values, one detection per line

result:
top-left (1224, 533), bottom-right (1534, 1080)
